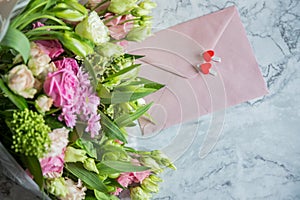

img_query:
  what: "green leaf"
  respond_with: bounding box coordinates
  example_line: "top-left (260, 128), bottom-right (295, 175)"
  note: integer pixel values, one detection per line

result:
top-left (114, 102), bottom-right (153, 127)
top-left (76, 138), bottom-right (97, 159)
top-left (22, 156), bottom-right (44, 189)
top-left (94, 190), bottom-right (110, 200)
top-left (100, 110), bottom-right (127, 143)
top-left (65, 163), bottom-right (108, 193)
top-left (101, 88), bottom-right (157, 104)
top-left (0, 26), bottom-right (30, 63)
top-left (102, 160), bottom-right (150, 172)
top-left (118, 77), bottom-right (164, 90)
top-left (124, 53), bottom-right (144, 60)
top-left (104, 64), bottom-right (141, 81)
top-left (84, 58), bottom-right (98, 89)
top-left (0, 79), bottom-right (28, 110)
top-left (96, 163), bottom-right (123, 175)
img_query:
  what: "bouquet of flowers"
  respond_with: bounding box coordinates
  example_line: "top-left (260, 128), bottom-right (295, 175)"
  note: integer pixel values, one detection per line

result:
top-left (0, 0), bottom-right (175, 199)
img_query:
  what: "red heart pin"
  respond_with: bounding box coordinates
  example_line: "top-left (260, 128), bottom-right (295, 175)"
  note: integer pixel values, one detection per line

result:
top-left (202, 50), bottom-right (215, 62)
top-left (200, 63), bottom-right (212, 74)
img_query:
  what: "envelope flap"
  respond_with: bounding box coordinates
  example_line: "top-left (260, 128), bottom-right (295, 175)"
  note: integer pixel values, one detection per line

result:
top-left (170, 6), bottom-right (236, 49)
top-left (127, 6), bottom-right (237, 78)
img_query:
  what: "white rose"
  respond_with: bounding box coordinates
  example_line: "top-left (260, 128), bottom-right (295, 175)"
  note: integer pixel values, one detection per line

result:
top-left (28, 54), bottom-right (51, 76)
top-left (7, 64), bottom-right (37, 98)
top-left (75, 11), bottom-right (110, 45)
top-left (35, 95), bottom-right (53, 114)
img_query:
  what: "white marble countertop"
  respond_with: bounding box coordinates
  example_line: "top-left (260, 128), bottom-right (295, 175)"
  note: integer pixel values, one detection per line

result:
top-left (1, 0), bottom-right (299, 199)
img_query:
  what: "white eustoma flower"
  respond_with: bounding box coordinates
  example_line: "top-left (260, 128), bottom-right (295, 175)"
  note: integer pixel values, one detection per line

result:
top-left (45, 127), bottom-right (69, 158)
top-left (61, 178), bottom-right (87, 200)
top-left (75, 11), bottom-right (110, 45)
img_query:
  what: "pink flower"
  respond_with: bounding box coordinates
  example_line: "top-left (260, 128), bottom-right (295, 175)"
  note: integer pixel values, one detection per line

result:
top-left (132, 170), bottom-right (151, 183)
top-left (86, 114), bottom-right (101, 138)
top-left (32, 22), bottom-right (44, 28)
top-left (112, 187), bottom-right (123, 196)
top-left (32, 22), bottom-right (64, 59)
top-left (105, 13), bottom-right (134, 40)
top-left (36, 40), bottom-right (64, 59)
top-left (117, 170), bottom-right (151, 188)
top-left (117, 172), bottom-right (134, 187)
top-left (44, 66), bottom-right (79, 107)
top-left (40, 151), bottom-right (65, 177)
top-left (54, 58), bottom-right (79, 74)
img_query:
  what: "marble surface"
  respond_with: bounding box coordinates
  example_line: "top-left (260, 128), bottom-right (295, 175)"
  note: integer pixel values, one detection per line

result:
top-left (1, 0), bottom-right (300, 199)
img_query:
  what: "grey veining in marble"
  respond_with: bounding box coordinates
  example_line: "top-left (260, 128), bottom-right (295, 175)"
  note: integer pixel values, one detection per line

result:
top-left (1, 0), bottom-right (299, 199)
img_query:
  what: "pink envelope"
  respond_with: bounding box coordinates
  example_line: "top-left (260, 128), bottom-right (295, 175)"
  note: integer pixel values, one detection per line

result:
top-left (127, 6), bottom-right (268, 135)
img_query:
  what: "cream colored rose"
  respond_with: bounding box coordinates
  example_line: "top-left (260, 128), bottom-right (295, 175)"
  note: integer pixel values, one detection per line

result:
top-left (7, 64), bottom-right (37, 98)
top-left (28, 42), bottom-right (52, 76)
top-left (35, 95), bottom-right (53, 114)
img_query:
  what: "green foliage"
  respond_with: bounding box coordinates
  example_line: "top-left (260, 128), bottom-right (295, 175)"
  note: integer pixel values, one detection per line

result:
top-left (65, 163), bottom-right (108, 193)
top-left (0, 26), bottom-right (30, 63)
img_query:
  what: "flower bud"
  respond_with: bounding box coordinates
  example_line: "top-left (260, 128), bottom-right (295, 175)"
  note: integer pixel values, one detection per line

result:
top-left (108, 0), bottom-right (137, 14)
top-left (102, 152), bottom-right (119, 161)
top-left (6, 64), bottom-right (37, 98)
top-left (108, 173), bottom-right (120, 179)
top-left (141, 177), bottom-right (159, 193)
top-left (75, 11), bottom-right (110, 45)
top-left (64, 146), bottom-right (88, 163)
top-left (45, 177), bottom-right (67, 198)
top-left (130, 187), bottom-right (151, 200)
top-left (149, 174), bottom-right (163, 182)
top-left (140, 156), bottom-right (162, 173)
top-left (35, 95), bottom-right (53, 114)
top-left (131, 7), bottom-right (150, 17)
top-left (52, 0), bottom-right (88, 22)
top-left (83, 158), bottom-right (99, 174)
top-left (138, 0), bottom-right (157, 10)
top-left (126, 25), bottom-right (152, 42)
top-left (58, 32), bottom-right (94, 58)
top-left (95, 42), bottom-right (123, 58)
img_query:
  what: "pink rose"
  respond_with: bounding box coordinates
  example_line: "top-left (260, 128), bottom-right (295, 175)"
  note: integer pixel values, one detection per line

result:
top-left (36, 40), bottom-right (64, 59)
top-left (32, 22), bottom-right (64, 59)
top-left (105, 13), bottom-right (134, 40)
top-left (44, 67), bottom-right (78, 107)
top-left (54, 58), bottom-right (79, 74)
top-left (40, 151), bottom-right (65, 177)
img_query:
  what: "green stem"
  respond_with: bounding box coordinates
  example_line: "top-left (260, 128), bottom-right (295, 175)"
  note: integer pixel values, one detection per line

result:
top-left (119, 18), bottom-right (140, 25)
top-left (45, 107), bottom-right (61, 115)
top-left (103, 12), bottom-right (129, 24)
top-left (25, 30), bottom-right (59, 38)
top-left (27, 25), bottom-right (72, 33)
top-left (11, 1), bottom-right (48, 28)
top-left (18, 14), bottom-right (67, 31)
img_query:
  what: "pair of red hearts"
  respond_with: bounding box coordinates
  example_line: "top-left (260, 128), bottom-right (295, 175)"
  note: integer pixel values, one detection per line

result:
top-left (199, 50), bottom-right (216, 74)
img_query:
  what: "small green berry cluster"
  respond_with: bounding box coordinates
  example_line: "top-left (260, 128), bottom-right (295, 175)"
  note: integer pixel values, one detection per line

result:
top-left (10, 109), bottom-right (51, 158)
